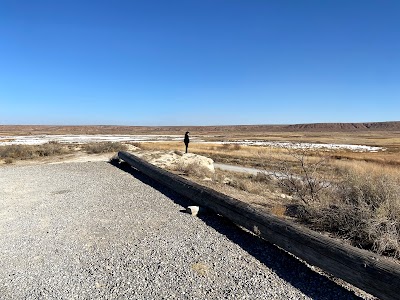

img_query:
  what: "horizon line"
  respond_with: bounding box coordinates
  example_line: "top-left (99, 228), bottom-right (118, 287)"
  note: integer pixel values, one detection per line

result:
top-left (1, 121), bottom-right (400, 127)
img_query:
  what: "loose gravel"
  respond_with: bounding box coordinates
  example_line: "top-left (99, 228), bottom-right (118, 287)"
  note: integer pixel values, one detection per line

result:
top-left (0, 162), bottom-right (369, 299)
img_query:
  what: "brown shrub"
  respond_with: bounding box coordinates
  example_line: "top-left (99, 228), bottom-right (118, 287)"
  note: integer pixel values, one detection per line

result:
top-left (82, 142), bottom-right (128, 154)
top-left (268, 148), bottom-right (400, 258)
top-left (173, 150), bottom-right (183, 156)
top-left (37, 141), bottom-right (68, 157)
top-left (4, 157), bottom-right (14, 164)
top-left (214, 171), bottom-right (275, 197)
top-left (232, 144), bottom-right (241, 150)
top-left (0, 142), bottom-right (69, 160)
top-left (130, 142), bottom-right (143, 149)
top-left (271, 204), bottom-right (286, 218)
top-left (175, 161), bottom-right (213, 178)
top-left (221, 143), bottom-right (241, 151)
top-left (0, 144), bottom-right (34, 159)
top-left (252, 172), bottom-right (273, 183)
top-left (304, 166), bottom-right (400, 258)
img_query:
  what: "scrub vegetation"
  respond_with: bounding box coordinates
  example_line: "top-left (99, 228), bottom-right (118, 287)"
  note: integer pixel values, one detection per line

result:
top-left (0, 142), bottom-right (71, 161)
top-left (0, 141), bottom-right (128, 162)
top-left (134, 140), bottom-right (400, 259)
top-left (81, 142), bottom-right (128, 154)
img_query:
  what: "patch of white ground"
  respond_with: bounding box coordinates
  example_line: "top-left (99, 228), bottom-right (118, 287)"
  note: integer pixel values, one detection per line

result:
top-left (217, 140), bottom-right (385, 152)
top-left (0, 134), bottom-right (191, 145)
top-left (0, 135), bottom-right (385, 152)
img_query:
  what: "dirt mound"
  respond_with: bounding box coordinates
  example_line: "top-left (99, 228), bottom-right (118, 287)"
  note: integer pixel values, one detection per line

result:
top-left (178, 153), bottom-right (215, 174)
top-left (134, 151), bottom-right (215, 174)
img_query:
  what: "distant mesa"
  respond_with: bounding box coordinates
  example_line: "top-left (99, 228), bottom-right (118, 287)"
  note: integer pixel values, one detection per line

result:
top-left (285, 121), bottom-right (400, 131)
top-left (0, 121), bottom-right (400, 135)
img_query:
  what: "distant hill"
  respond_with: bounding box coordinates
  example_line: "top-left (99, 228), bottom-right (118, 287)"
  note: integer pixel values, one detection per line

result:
top-left (191, 121), bottom-right (400, 132)
top-left (1, 121), bottom-right (400, 135)
top-left (285, 121), bottom-right (400, 131)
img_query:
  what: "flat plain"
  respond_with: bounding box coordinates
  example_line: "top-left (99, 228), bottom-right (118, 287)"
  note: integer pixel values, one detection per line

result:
top-left (0, 123), bottom-right (399, 298)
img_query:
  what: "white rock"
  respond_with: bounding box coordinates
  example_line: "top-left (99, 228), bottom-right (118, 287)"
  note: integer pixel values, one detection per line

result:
top-left (178, 153), bottom-right (215, 173)
top-left (187, 206), bottom-right (200, 216)
top-left (135, 151), bottom-right (181, 169)
top-left (223, 177), bottom-right (233, 185)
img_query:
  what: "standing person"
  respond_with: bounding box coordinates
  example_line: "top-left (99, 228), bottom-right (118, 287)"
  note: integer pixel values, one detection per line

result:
top-left (184, 131), bottom-right (190, 153)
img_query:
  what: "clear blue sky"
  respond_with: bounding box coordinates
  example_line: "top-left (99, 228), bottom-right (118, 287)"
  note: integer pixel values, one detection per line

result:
top-left (1, 1), bottom-right (399, 125)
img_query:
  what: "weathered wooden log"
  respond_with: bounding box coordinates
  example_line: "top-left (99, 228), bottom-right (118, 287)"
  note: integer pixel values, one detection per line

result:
top-left (118, 151), bottom-right (400, 300)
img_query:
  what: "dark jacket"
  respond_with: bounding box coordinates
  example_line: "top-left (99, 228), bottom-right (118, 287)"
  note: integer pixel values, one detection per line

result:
top-left (184, 133), bottom-right (190, 145)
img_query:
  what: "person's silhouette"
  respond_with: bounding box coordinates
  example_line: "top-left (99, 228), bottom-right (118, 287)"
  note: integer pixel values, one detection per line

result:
top-left (184, 131), bottom-right (190, 153)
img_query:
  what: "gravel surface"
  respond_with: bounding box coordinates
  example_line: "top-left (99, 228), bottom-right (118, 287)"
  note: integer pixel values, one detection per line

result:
top-left (0, 161), bottom-right (368, 299)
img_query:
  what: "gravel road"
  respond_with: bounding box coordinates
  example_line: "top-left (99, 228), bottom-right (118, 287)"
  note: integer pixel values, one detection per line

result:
top-left (0, 161), bottom-right (368, 299)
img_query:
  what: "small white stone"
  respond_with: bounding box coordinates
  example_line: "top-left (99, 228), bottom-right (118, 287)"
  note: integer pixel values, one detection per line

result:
top-left (187, 206), bottom-right (200, 216)
top-left (223, 177), bottom-right (232, 185)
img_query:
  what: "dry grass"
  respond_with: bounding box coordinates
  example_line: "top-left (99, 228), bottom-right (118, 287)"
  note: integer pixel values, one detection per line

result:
top-left (328, 150), bottom-right (400, 167)
top-left (200, 160), bottom-right (400, 258)
top-left (81, 142), bottom-right (128, 154)
top-left (211, 170), bottom-right (276, 198)
top-left (237, 131), bottom-right (400, 148)
top-left (253, 148), bottom-right (400, 258)
top-left (187, 169), bottom-right (281, 212)
top-left (4, 157), bottom-right (14, 164)
top-left (141, 141), bottom-right (400, 259)
top-left (0, 142), bottom-right (71, 161)
top-left (2, 129), bottom-right (399, 258)
top-left (133, 141), bottom-right (297, 169)
top-left (0, 141), bottom-right (129, 163)
top-left (271, 204), bottom-right (287, 218)
top-left (302, 164), bottom-right (400, 258)
top-left (134, 140), bottom-right (400, 173)
top-left (172, 160), bottom-right (213, 178)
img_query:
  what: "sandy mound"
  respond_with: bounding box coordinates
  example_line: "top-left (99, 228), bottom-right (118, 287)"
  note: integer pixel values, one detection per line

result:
top-left (178, 153), bottom-right (215, 173)
top-left (135, 151), bottom-right (214, 174)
